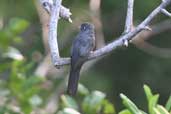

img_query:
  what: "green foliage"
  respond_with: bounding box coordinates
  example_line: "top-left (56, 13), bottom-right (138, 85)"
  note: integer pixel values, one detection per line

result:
top-left (102, 100), bottom-right (115, 114)
top-left (120, 93), bottom-right (143, 114)
top-left (0, 18), bottom-right (44, 114)
top-left (57, 84), bottom-right (115, 114)
top-left (8, 60), bottom-right (44, 114)
top-left (165, 96), bottom-right (171, 112)
top-left (60, 95), bottom-right (79, 110)
top-left (8, 18), bottom-right (29, 35)
top-left (0, 106), bottom-right (19, 114)
top-left (0, 18), bottom-right (29, 49)
top-left (82, 91), bottom-right (106, 113)
top-left (57, 84), bottom-right (171, 114)
top-left (144, 85), bottom-right (153, 102)
top-left (118, 85), bottom-right (171, 114)
top-left (77, 83), bottom-right (89, 96)
top-left (57, 108), bottom-right (80, 114)
top-left (1, 59), bottom-right (45, 114)
top-left (119, 109), bottom-right (132, 114)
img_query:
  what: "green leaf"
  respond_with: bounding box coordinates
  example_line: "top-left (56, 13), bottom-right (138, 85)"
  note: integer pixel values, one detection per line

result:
top-left (0, 106), bottom-right (19, 114)
top-left (119, 109), bottom-right (132, 114)
top-left (21, 76), bottom-right (43, 91)
top-left (77, 83), bottom-right (89, 96)
top-left (0, 88), bottom-right (10, 97)
top-left (120, 93), bottom-right (142, 114)
top-left (102, 100), bottom-right (115, 114)
top-left (141, 110), bottom-right (148, 114)
top-left (29, 95), bottom-right (43, 107)
top-left (156, 105), bottom-right (170, 114)
top-left (13, 36), bottom-right (23, 44)
top-left (0, 31), bottom-right (11, 48)
top-left (57, 108), bottom-right (80, 114)
top-left (20, 100), bottom-right (32, 114)
top-left (60, 95), bottom-right (79, 110)
top-left (144, 84), bottom-right (153, 102)
top-left (148, 94), bottom-right (159, 114)
top-left (0, 63), bottom-right (10, 73)
top-left (8, 18), bottom-right (29, 35)
top-left (82, 91), bottom-right (106, 114)
top-left (165, 95), bottom-right (171, 111)
top-left (2, 46), bottom-right (24, 60)
top-left (153, 107), bottom-right (161, 114)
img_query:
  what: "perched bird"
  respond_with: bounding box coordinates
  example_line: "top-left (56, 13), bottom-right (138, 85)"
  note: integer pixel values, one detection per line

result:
top-left (67, 22), bottom-right (95, 96)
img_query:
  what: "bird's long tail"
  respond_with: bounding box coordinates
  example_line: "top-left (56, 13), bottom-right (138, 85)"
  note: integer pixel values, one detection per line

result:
top-left (67, 67), bottom-right (81, 96)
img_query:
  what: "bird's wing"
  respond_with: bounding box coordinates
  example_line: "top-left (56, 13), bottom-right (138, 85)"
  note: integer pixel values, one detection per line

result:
top-left (79, 36), bottom-right (94, 57)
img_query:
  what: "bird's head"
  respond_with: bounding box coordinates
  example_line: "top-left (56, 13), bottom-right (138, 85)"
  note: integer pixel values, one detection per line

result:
top-left (80, 22), bottom-right (94, 32)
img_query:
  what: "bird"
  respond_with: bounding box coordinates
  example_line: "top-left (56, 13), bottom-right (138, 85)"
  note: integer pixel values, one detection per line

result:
top-left (67, 22), bottom-right (95, 96)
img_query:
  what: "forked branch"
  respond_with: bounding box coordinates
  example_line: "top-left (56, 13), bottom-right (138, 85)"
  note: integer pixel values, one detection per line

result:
top-left (41, 0), bottom-right (171, 67)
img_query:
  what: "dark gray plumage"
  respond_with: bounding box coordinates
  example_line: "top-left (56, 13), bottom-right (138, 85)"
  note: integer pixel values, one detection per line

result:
top-left (67, 23), bottom-right (95, 96)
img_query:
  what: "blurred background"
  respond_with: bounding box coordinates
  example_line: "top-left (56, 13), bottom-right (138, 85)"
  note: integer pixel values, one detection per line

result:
top-left (0, 0), bottom-right (171, 114)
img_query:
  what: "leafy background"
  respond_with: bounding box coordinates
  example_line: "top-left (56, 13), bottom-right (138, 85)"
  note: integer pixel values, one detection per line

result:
top-left (0, 0), bottom-right (171, 114)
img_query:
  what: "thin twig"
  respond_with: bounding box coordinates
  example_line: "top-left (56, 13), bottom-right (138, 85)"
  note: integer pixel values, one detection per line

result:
top-left (124, 0), bottom-right (134, 33)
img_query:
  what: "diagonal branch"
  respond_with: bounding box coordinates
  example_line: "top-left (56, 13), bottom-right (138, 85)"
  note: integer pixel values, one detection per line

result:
top-left (124, 0), bottom-right (134, 33)
top-left (46, 0), bottom-right (171, 67)
top-left (89, 0), bottom-right (171, 60)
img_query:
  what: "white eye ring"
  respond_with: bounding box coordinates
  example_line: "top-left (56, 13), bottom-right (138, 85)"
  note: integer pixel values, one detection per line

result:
top-left (83, 26), bottom-right (86, 30)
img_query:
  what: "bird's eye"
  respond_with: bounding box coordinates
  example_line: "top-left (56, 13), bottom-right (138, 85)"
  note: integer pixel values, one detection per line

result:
top-left (83, 26), bottom-right (86, 30)
top-left (80, 24), bottom-right (89, 31)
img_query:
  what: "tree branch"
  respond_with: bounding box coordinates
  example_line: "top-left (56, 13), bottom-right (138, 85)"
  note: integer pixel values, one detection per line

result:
top-left (48, 0), bottom-right (62, 65)
top-left (124, 0), bottom-right (134, 33)
top-left (161, 9), bottom-right (171, 17)
top-left (88, 0), bottom-right (171, 60)
top-left (45, 0), bottom-right (171, 67)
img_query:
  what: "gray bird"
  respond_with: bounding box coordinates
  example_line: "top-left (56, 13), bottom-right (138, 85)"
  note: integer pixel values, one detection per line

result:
top-left (67, 23), bottom-right (95, 96)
